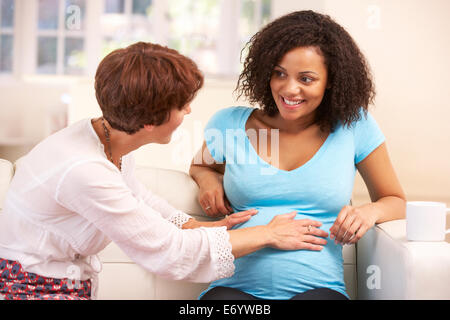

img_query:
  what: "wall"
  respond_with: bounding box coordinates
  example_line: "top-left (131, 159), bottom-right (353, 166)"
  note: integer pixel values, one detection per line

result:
top-left (0, 78), bottom-right (72, 162)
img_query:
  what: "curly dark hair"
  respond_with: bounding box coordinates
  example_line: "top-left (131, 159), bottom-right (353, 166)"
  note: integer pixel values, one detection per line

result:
top-left (95, 42), bottom-right (203, 134)
top-left (236, 10), bottom-right (375, 133)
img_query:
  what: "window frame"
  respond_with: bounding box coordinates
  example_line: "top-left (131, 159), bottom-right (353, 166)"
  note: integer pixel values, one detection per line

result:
top-left (0, 0), bottom-right (19, 77)
top-left (35, 0), bottom-right (87, 75)
top-left (2, 0), bottom-right (273, 81)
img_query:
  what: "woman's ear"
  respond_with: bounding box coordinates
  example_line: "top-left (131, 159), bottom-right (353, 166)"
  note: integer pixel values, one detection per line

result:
top-left (143, 124), bottom-right (154, 132)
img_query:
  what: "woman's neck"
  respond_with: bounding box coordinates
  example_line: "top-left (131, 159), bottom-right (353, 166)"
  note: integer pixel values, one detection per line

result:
top-left (257, 109), bottom-right (316, 135)
top-left (91, 118), bottom-right (143, 168)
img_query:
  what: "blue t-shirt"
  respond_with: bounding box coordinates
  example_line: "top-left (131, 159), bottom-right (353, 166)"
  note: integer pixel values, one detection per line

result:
top-left (200, 106), bottom-right (385, 299)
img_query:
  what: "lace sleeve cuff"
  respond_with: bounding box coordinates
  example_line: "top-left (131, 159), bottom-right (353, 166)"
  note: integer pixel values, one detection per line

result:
top-left (167, 210), bottom-right (192, 229)
top-left (204, 226), bottom-right (235, 279)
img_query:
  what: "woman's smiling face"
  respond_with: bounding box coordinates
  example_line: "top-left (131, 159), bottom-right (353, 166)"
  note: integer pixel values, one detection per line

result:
top-left (270, 46), bottom-right (329, 124)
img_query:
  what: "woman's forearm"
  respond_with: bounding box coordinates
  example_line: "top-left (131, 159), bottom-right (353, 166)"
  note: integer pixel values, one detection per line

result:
top-left (357, 195), bottom-right (406, 224)
top-left (189, 164), bottom-right (222, 186)
top-left (227, 226), bottom-right (270, 258)
top-left (182, 219), bottom-right (270, 258)
top-left (182, 218), bottom-right (220, 229)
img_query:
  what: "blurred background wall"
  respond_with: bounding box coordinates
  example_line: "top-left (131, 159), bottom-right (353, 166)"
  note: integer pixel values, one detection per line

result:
top-left (0, 0), bottom-right (449, 207)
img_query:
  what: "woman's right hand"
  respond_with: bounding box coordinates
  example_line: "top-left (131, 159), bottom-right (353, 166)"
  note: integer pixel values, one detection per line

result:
top-left (265, 211), bottom-right (329, 251)
top-left (198, 173), bottom-right (233, 217)
top-left (227, 211), bottom-right (329, 258)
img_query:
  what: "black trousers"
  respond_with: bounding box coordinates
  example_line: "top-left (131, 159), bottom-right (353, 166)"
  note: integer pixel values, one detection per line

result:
top-left (200, 286), bottom-right (349, 300)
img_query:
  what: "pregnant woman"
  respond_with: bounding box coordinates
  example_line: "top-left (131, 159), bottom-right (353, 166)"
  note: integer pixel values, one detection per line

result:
top-left (190, 10), bottom-right (406, 300)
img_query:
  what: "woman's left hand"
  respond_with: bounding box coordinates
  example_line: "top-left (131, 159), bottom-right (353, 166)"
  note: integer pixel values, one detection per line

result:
top-left (329, 205), bottom-right (377, 245)
top-left (182, 209), bottom-right (257, 230)
top-left (213, 209), bottom-right (258, 230)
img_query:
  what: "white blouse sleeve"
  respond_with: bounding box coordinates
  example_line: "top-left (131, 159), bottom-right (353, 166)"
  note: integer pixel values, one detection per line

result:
top-left (55, 160), bottom-right (234, 283)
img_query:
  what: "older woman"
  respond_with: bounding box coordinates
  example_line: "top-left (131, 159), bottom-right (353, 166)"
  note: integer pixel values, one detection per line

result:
top-left (0, 42), bottom-right (313, 300)
top-left (190, 11), bottom-right (406, 300)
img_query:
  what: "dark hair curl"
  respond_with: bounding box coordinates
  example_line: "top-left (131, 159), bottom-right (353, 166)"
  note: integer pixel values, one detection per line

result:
top-left (95, 42), bottom-right (203, 134)
top-left (236, 10), bottom-right (375, 133)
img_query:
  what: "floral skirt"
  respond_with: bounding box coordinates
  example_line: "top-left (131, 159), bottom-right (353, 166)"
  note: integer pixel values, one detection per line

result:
top-left (0, 258), bottom-right (91, 300)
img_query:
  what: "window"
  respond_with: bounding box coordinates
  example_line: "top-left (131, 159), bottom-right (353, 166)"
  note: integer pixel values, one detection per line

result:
top-left (0, 0), bottom-right (14, 73)
top-left (36, 0), bottom-right (86, 75)
top-left (239, 0), bottom-right (271, 61)
top-left (7, 0), bottom-right (272, 78)
top-left (166, 0), bottom-right (221, 74)
top-left (170, 0), bottom-right (271, 75)
top-left (100, 0), bottom-right (271, 76)
top-left (101, 0), bottom-right (156, 59)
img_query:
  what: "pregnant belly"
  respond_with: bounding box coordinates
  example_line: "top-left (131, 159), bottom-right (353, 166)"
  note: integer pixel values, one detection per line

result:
top-left (234, 206), bottom-right (336, 231)
top-left (214, 207), bottom-right (346, 299)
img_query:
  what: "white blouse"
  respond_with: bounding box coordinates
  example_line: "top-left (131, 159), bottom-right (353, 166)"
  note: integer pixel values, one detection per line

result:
top-left (0, 119), bottom-right (234, 298)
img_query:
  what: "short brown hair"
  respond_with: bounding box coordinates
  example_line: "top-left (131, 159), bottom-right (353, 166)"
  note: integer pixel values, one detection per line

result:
top-left (237, 10), bottom-right (375, 133)
top-left (95, 42), bottom-right (204, 134)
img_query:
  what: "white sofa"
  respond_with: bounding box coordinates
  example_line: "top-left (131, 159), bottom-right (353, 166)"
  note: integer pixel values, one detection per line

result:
top-left (1, 158), bottom-right (449, 300)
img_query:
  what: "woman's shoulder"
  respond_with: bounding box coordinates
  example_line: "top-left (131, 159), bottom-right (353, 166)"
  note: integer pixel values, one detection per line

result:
top-left (207, 106), bottom-right (255, 128)
top-left (345, 107), bottom-right (382, 134)
top-left (211, 106), bottom-right (254, 118)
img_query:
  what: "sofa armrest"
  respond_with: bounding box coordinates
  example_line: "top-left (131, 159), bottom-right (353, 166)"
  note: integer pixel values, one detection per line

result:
top-left (357, 219), bottom-right (450, 299)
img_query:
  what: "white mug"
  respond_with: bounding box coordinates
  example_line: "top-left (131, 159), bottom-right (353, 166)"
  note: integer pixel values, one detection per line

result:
top-left (406, 201), bottom-right (450, 241)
